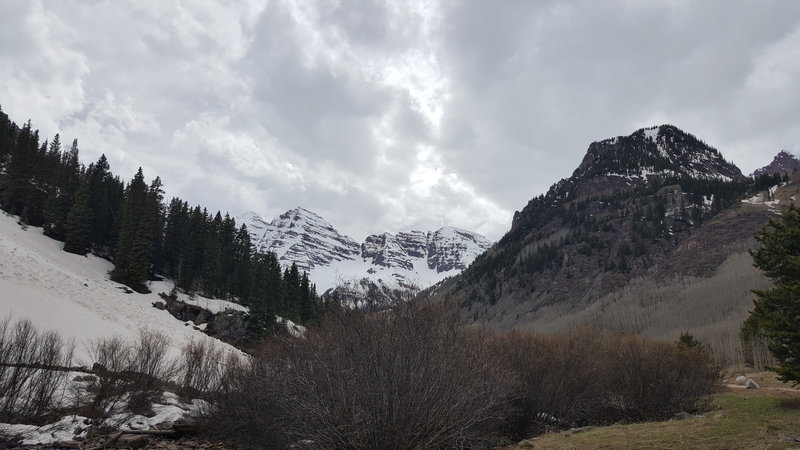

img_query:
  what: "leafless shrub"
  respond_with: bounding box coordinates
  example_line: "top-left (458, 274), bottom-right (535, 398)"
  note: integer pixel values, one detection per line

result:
top-left (178, 338), bottom-right (231, 398)
top-left (205, 300), bottom-right (516, 449)
top-left (81, 330), bottom-right (177, 423)
top-left (495, 328), bottom-right (719, 436)
top-left (0, 317), bottom-right (75, 423)
top-left (81, 335), bottom-right (133, 424)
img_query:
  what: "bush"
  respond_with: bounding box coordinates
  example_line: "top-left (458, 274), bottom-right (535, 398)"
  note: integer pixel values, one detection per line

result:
top-left (0, 317), bottom-right (75, 423)
top-left (81, 330), bottom-right (178, 422)
top-left (179, 337), bottom-right (240, 398)
top-left (496, 328), bottom-right (719, 436)
top-left (205, 300), bottom-right (517, 449)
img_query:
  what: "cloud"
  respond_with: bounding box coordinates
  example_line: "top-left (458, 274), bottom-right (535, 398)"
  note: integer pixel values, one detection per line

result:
top-left (1, 0), bottom-right (799, 242)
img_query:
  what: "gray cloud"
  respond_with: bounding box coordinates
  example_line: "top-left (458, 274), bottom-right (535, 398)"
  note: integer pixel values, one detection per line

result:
top-left (1, 0), bottom-right (799, 242)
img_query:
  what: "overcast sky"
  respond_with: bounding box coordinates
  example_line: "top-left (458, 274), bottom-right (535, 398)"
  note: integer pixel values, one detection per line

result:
top-left (2, 0), bottom-right (799, 241)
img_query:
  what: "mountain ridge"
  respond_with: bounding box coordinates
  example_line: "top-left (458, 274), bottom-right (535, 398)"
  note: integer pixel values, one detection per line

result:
top-left (435, 125), bottom-right (773, 337)
top-left (752, 150), bottom-right (800, 177)
top-left (238, 207), bottom-right (492, 292)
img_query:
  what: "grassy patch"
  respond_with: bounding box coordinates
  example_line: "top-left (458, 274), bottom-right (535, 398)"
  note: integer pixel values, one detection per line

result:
top-left (506, 380), bottom-right (800, 449)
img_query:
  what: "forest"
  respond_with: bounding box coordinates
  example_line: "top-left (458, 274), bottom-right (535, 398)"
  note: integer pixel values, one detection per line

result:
top-left (0, 106), bottom-right (319, 340)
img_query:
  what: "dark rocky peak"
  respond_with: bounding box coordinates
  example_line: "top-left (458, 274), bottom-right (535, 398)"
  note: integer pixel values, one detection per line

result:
top-left (509, 125), bottom-right (746, 244)
top-left (752, 150), bottom-right (800, 177)
top-left (572, 125), bottom-right (743, 183)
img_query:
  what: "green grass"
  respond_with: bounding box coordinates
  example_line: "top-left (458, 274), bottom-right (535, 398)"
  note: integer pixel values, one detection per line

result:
top-left (507, 392), bottom-right (800, 449)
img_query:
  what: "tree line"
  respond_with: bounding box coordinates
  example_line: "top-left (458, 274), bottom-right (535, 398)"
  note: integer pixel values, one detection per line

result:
top-left (0, 106), bottom-right (319, 338)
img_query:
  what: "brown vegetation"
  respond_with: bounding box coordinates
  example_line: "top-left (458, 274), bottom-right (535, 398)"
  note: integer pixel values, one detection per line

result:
top-left (204, 301), bottom-right (720, 449)
top-left (0, 317), bottom-right (75, 423)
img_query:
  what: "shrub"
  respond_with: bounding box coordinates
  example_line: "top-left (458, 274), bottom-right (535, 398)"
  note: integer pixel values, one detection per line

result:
top-left (81, 330), bottom-right (177, 422)
top-left (0, 317), bottom-right (75, 423)
top-left (496, 328), bottom-right (719, 436)
top-left (178, 337), bottom-right (237, 398)
top-left (205, 300), bottom-right (517, 449)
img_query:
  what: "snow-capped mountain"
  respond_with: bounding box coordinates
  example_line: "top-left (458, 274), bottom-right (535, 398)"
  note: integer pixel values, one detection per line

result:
top-left (242, 208), bottom-right (360, 271)
top-left (752, 150), bottom-right (800, 177)
top-left (238, 208), bottom-right (492, 291)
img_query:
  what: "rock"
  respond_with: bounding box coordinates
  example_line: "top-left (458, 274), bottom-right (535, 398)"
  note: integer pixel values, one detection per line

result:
top-left (111, 434), bottom-right (150, 449)
top-left (735, 375), bottom-right (748, 385)
top-left (745, 378), bottom-right (760, 389)
top-left (778, 434), bottom-right (800, 442)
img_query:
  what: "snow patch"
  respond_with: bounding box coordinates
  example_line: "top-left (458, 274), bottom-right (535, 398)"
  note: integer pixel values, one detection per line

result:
top-left (0, 212), bottom-right (242, 363)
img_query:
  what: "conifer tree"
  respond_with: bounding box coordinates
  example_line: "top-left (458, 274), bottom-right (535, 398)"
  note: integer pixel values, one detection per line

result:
top-left (111, 168), bottom-right (153, 292)
top-left (299, 272), bottom-right (316, 322)
top-left (3, 121), bottom-right (38, 216)
top-left (748, 206), bottom-right (800, 385)
top-left (64, 176), bottom-right (93, 255)
top-left (231, 224), bottom-right (252, 301)
top-left (87, 154), bottom-right (116, 252)
top-left (284, 263), bottom-right (301, 321)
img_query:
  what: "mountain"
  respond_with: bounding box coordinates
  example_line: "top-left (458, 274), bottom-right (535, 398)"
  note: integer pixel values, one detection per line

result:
top-left (238, 208), bottom-right (492, 292)
top-left (242, 208), bottom-right (361, 271)
top-left (752, 150), bottom-right (800, 177)
top-left (433, 124), bottom-right (784, 362)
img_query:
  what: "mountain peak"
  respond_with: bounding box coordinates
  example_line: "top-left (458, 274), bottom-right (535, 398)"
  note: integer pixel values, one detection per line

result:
top-left (752, 150), bottom-right (800, 177)
top-left (238, 208), bottom-right (492, 289)
top-left (573, 124), bottom-right (742, 183)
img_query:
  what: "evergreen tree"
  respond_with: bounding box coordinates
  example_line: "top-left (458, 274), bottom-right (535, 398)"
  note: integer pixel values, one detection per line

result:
top-left (147, 176), bottom-right (165, 278)
top-left (0, 105), bottom-right (16, 164)
top-left (87, 154), bottom-right (115, 252)
top-left (162, 197), bottom-right (189, 279)
top-left (2, 121), bottom-right (38, 216)
top-left (111, 168), bottom-right (153, 292)
top-left (200, 212), bottom-right (223, 297)
top-left (231, 224), bottom-right (252, 301)
top-left (284, 263), bottom-right (301, 321)
top-left (43, 139), bottom-right (82, 240)
top-left (299, 272), bottom-right (316, 322)
top-left (748, 206), bottom-right (800, 385)
top-left (64, 176), bottom-right (93, 255)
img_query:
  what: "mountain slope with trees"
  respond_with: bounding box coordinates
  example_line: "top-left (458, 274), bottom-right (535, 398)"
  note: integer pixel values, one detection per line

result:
top-left (434, 125), bottom-right (790, 362)
top-left (0, 106), bottom-right (319, 339)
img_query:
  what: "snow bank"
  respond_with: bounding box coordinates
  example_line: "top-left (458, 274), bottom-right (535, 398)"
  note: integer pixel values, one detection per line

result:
top-left (0, 212), bottom-right (241, 363)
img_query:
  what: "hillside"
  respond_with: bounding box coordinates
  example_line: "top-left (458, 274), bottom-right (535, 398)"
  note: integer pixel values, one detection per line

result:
top-left (435, 125), bottom-right (789, 361)
top-left (0, 211), bottom-right (242, 362)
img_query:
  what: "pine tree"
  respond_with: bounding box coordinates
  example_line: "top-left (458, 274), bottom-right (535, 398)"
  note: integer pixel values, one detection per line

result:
top-left (200, 212), bottom-right (223, 297)
top-left (748, 206), bottom-right (800, 385)
top-left (299, 272), bottom-right (316, 322)
top-left (87, 154), bottom-right (116, 252)
top-left (111, 168), bottom-right (153, 292)
top-left (3, 121), bottom-right (38, 216)
top-left (283, 263), bottom-right (301, 321)
top-left (231, 224), bottom-right (252, 301)
top-left (63, 176), bottom-right (93, 255)
top-left (162, 197), bottom-right (189, 279)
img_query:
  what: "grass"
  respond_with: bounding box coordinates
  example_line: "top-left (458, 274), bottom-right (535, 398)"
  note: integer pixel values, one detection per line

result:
top-left (504, 372), bottom-right (800, 450)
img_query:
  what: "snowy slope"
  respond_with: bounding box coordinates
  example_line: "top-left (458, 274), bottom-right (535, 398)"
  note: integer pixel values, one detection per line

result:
top-left (0, 212), bottom-right (241, 362)
top-left (239, 208), bottom-right (493, 292)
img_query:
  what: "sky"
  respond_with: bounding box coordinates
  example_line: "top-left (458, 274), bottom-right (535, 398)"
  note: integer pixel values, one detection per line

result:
top-left (2, 0), bottom-right (800, 242)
